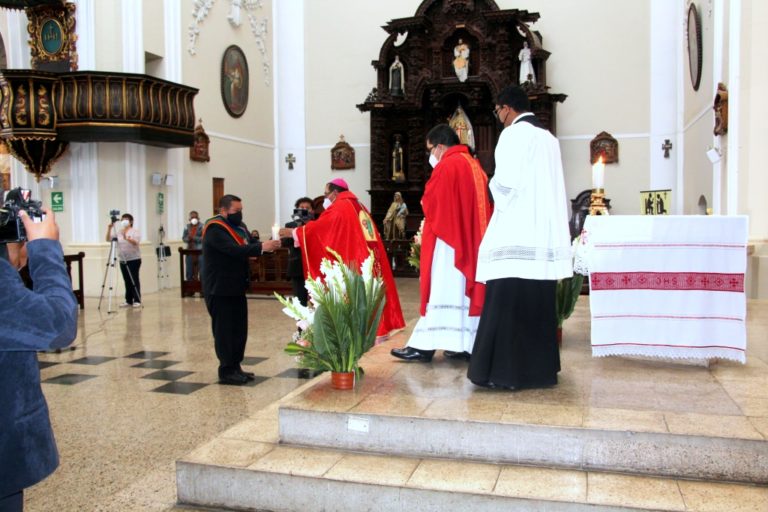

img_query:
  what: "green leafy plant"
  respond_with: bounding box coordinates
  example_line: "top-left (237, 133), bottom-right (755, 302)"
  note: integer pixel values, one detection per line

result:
top-left (407, 219), bottom-right (425, 270)
top-left (556, 273), bottom-right (584, 328)
top-left (275, 248), bottom-right (386, 378)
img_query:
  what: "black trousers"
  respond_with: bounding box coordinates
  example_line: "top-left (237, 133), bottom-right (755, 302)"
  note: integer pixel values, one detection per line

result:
top-left (119, 259), bottom-right (142, 304)
top-left (205, 294), bottom-right (248, 377)
top-left (0, 491), bottom-right (22, 512)
top-left (468, 277), bottom-right (560, 389)
top-left (291, 276), bottom-right (309, 307)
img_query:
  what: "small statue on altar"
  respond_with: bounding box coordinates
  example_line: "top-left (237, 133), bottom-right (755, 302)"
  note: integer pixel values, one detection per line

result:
top-left (383, 192), bottom-right (408, 240)
top-left (389, 55), bottom-right (405, 97)
top-left (448, 105), bottom-right (475, 150)
top-left (391, 135), bottom-right (406, 183)
top-left (518, 41), bottom-right (536, 85)
top-left (453, 39), bottom-right (470, 82)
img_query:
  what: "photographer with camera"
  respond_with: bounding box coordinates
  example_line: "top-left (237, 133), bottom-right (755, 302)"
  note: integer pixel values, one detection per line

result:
top-left (0, 208), bottom-right (78, 512)
top-left (105, 212), bottom-right (142, 308)
top-left (283, 197), bottom-right (314, 306)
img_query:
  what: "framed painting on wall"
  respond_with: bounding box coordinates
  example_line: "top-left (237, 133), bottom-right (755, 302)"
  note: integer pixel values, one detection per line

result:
top-left (220, 45), bottom-right (249, 118)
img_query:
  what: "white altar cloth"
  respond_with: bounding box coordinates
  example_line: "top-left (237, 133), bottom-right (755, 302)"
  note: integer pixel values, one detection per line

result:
top-left (584, 215), bottom-right (748, 363)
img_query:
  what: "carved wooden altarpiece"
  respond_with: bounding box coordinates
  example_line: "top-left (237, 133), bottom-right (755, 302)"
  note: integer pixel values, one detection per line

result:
top-left (357, 0), bottom-right (567, 273)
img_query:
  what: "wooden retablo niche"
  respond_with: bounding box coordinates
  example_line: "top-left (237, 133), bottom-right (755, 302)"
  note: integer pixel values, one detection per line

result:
top-left (357, 0), bottom-right (567, 233)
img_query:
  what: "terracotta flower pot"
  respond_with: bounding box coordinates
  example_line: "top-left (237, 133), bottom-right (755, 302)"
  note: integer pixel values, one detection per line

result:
top-left (330, 371), bottom-right (355, 390)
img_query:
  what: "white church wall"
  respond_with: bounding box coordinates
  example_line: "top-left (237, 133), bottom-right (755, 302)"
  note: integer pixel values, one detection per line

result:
top-left (303, 0), bottom-right (653, 213)
top-left (143, 0), bottom-right (165, 58)
top-left (180, 0), bottom-right (276, 233)
top-left (94, 0), bottom-right (123, 71)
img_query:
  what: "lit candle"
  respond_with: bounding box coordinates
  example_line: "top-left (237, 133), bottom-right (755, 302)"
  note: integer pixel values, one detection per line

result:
top-left (592, 155), bottom-right (605, 190)
top-left (271, 223), bottom-right (280, 240)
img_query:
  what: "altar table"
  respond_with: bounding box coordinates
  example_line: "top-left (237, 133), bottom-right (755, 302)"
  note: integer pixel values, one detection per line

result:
top-left (583, 215), bottom-right (748, 363)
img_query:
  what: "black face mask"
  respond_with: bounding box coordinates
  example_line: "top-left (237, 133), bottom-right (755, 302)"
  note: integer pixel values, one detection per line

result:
top-left (226, 211), bottom-right (243, 226)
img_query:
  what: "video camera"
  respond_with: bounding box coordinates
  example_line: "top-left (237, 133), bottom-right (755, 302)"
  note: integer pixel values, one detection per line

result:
top-left (109, 209), bottom-right (121, 224)
top-left (0, 188), bottom-right (44, 243)
top-left (291, 208), bottom-right (313, 227)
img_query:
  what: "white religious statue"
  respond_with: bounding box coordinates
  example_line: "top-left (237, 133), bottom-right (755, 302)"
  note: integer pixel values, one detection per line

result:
top-left (227, 0), bottom-right (242, 27)
top-left (389, 55), bottom-right (405, 97)
top-left (448, 105), bottom-right (475, 150)
top-left (518, 41), bottom-right (536, 85)
top-left (453, 39), bottom-right (470, 82)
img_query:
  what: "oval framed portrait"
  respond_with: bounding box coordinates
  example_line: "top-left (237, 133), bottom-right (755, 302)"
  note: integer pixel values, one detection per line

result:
top-left (687, 3), bottom-right (702, 91)
top-left (220, 45), bottom-right (249, 118)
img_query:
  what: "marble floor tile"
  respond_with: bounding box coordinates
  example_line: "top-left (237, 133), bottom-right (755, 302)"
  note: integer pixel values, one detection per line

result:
top-left (246, 445), bottom-right (344, 477)
top-left (678, 479), bottom-right (768, 511)
top-left (183, 438), bottom-right (275, 468)
top-left (324, 453), bottom-right (420, 486)
top-left (586, 472), bottom-right (686, 511)
top-left (494, 466), bottom-right (587, 503)
top-left (664, 411), bottom-right (764, 439)
top-left (406, 459), bottom-right (500, 494)
top-left (582, 407), bottom-right (668, 433)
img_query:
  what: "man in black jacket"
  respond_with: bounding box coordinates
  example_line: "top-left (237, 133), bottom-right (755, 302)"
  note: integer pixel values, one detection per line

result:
top-left (202, 194), bottom-right (280, 385)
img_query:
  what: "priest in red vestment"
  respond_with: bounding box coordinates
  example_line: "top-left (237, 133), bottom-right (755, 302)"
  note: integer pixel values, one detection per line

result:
top-left (283, 178), bottom-right (405, 338)
top-left (391, 124), bottom-right (491, 362)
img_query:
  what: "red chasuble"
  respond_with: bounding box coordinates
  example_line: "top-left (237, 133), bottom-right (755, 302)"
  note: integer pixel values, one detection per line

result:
top-left (420, 145), bottom-right (491, 317)
top-left (297, 191), bottom-right (405, 336)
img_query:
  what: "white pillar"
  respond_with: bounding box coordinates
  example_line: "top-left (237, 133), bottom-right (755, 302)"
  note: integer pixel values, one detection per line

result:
top-left (68, 0), bottom-right (100, 243)
top-left (274, 0), bottom-right (307, 224)
top-left (122, 1), bottom-right (147, 235)
top-left (727, 0), bottom-right (742, 215)
top-left (649, 0), bottom-right (679, 195)
top-left (711, 0), bottom-right (725, 214)
top-left (163, 0), bottom-right (184, 240)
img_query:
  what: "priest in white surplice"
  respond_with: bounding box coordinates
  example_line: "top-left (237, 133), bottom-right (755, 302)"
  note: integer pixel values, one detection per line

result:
top-left (390, 124), bottom-right (491, 362)
top-left (468, 86), bottom-right (572, 389)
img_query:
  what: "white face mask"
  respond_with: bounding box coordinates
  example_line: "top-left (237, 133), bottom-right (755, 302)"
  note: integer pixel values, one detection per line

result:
top-left (120, 219), bottom-right (130, 228)
top-left (428, 153), bottom-right (439, 169)
top-left (322, 197), bottom-right (332, 210)
top-left (190, 218), bottom-right (199, 225)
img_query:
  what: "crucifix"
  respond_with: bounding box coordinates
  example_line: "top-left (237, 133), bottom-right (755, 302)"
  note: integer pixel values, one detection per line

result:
top-left (661, 139), bottom-right (673, 158)
top-left (285, 153), bottom-right (296, 170)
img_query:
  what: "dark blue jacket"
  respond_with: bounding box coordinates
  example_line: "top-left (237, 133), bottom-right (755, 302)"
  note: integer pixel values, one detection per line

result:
top-left (0, 239), bottom-right (78, 497)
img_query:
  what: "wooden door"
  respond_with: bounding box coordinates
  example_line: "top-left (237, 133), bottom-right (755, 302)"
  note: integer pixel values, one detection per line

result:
top-left (212, 177), bottom-right (224, 215)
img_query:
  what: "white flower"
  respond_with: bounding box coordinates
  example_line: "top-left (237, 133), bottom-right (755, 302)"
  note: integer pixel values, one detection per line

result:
top-left (360, 253), bottom-right (374, 285)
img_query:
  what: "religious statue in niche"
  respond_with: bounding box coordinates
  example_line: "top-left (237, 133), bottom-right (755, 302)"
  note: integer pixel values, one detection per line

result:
top-left (383, 192), bottom-right (408, 240)
top-left (518, 41), bottom-right (536, 85)
top-left (448, 105), bottom-right (475, 150)
top-left (389, 55), bottom-right (405, 97)
top-left (190, 119), bottom-right (211, 162)
top-left (713, 82), bottom-right (728, 136)
top-left (590, 131), bottom-right (619, 164)
top-left (391, 134), bottom-right (406, 183)
top-left (330, 134), bottom-right (355, 170)
top-left (453, 39), bottom-right (470, 82)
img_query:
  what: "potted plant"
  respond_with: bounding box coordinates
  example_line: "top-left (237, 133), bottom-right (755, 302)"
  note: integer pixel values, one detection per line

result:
top-left (407, 219), bottom-right (424, 270)
top-left (275, 249), bottom-right (386, 389)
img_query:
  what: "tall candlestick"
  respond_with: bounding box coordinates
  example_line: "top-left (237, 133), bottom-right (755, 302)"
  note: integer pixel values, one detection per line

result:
top-left (271, 224), bottom-right (280, 240)
top-left (592, 156), bottom-right (605, 190)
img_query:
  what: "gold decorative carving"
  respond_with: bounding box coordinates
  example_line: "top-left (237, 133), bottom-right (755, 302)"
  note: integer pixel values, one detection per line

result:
top-left (14, 85), bottom-right (28, 126)
top-left (26, 2), bottom-right (78, 71)
top-left (37, 84), bottom-right (51, 126)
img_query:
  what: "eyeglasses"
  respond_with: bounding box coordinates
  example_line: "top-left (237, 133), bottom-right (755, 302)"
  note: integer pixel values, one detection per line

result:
top-left (425, 145), bottom-right (435, 157)
top-left (492, 107), bottom-right (504, 120)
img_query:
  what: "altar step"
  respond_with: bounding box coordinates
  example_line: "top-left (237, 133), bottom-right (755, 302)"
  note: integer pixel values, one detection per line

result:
top-left (176, 406), bottom-right (768, 512)
top-left (278, 402), bottom-right (768, 485)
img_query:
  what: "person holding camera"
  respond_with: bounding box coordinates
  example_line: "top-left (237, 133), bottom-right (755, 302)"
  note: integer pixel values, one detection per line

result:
top-left (283, 196), bottom-right (314, 306)
top-left (1, 208), bottom-right (78, 512)
top-left (203, 194), bottom-right (281, 385)
top-left (105, 213), bottom-right (142, 308)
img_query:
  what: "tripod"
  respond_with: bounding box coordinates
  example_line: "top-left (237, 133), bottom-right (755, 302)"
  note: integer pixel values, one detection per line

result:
top-left (156, 225), bottom-right (170, 290)
top-left (98, 226), bottom-right (141, 312)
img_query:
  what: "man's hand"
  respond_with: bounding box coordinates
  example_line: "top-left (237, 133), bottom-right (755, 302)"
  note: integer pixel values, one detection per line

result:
top-left (260, 239), bottom-right (281, 253)
top-left (20, 208), bottom-right (59, 241)
top-left (278, 227), bottom-right (294, 238)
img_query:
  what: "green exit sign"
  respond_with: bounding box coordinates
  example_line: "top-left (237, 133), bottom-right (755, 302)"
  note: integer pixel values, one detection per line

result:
top-left (51, 191), bottom-right (64, 212)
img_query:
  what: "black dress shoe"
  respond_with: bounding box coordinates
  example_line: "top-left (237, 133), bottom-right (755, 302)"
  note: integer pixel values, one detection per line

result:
top-left (443, 350), bottom-right (471, 361)
top-left (390, 346), bottom-right (434, 362)
top-left (219, 372), bottom-right (249, 385)
top-left (238, 369), bottom-right (256, 381)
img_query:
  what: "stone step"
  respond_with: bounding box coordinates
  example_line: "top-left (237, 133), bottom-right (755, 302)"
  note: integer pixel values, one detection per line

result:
top-left (177, 411), bottom-right (768, 512)
top-left (275, 366), bottom-right (768, 485)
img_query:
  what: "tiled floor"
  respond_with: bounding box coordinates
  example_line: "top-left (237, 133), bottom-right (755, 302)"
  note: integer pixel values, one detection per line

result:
top-left (23, 280), bottom-right (424, 512)
top-left (24, 280), bottom-right (768, 511)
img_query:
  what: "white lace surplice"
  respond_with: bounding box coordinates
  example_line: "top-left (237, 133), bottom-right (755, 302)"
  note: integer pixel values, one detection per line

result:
top-left (406, 238), bottom-right (479, 352)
